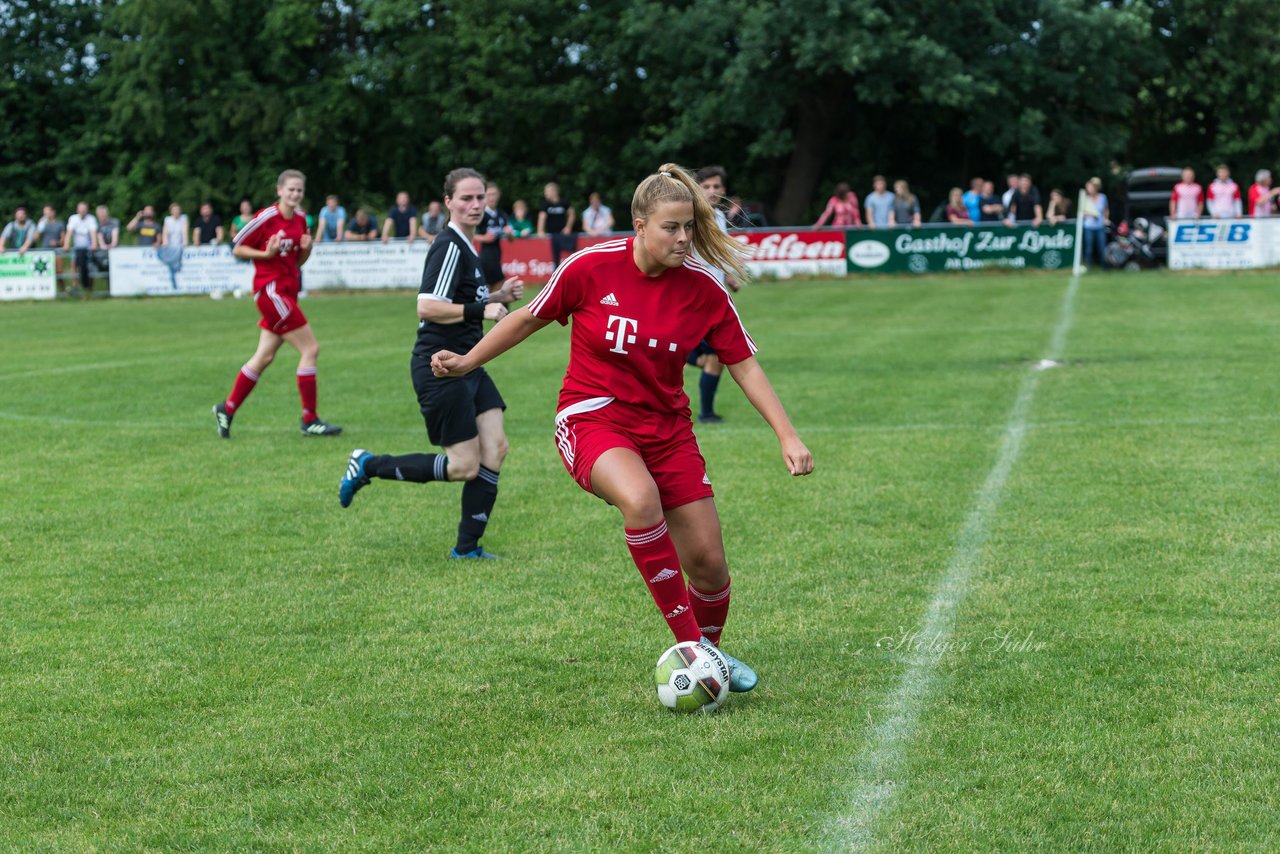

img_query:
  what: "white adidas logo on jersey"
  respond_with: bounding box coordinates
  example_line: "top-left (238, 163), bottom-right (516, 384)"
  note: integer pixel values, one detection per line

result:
top-left (599, 292), bottom-right (619, 306)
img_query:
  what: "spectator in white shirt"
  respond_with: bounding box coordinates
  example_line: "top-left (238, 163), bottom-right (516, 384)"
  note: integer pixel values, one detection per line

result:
top-left (163, 203), bottom-right (189, 247)
top-left (1206, 164), bottom-right (1243, 219)
top-left (582, 192), bottom-right (614, 236)
top-left (63, 201), bottom-right (100, 297)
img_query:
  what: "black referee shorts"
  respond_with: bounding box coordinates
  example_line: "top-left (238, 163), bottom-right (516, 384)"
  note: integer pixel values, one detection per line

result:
top-left (410, 355), bottom-right (506, 447)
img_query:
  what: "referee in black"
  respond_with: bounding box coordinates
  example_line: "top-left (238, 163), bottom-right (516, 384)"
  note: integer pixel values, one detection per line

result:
top-left (476, 183), bottom-right (511, 286)
top-left (338, 168), bottom-right (524, 560)
top-left (536, 181), bottom-right (577, 270)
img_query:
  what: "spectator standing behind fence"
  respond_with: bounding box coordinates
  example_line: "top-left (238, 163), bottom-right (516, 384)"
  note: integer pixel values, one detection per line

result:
top-left (865, 176), bottom-right (893, 228)
top-left (63, 201), bottom-right (98, 297)
top-left (1169, 168), bottom-right (1203, 220)
top-left (1005, 175), bottom-right (1044, 227)
top-left (192, 202), bottom-right (224, 245)
top-left (476, 184), bottom-right (512, 285)
top-left (230, 199), bottom-right (254, 240)
top-left (96, 206), bottom-right (119, 252)
top-left (961, 178), bottom-right (983, 223)
top-left (945, 188), bottom-right (973, 225)
top-left (345, 208), bottom-right (379, 240)
top-left (94, 205), bottom-right (119, 279)
top-left (419, 200), bottom-right (447, 241)
top-left (1206, 165), bottom-right (1242, 219)
top-left (37, 205), bottom-right (66, 249)
top-left (1001, 174), bottom-right (1019, 212)
top-left (1045, 189), bottom-right (1071, 225)
top-left (888, 180), bottom-right (921, 227)
top-left (979, 180), bottom-right (1003, 222)
top-left (127, 206), bottom-right (162, 246)
top-left (1, 206), bottom-right (36, 254)
top-left (163, 204), bottom-right (189, 248)
top-left (509, 200), bottom-right (533, 237)
top-left (582, 192), bottom-right (615, 236)
top-left (383, 191), bottom-right (418, 243)
top-left (315, 195), bottom-right (346, 242)
top-left (1079, 177), bottom-right (1109, 269)
top-left (813, 182), bottom-right (862, 228)
top-left (537, 182), bottom-right (577, 270)
top-left (1248, 170), bottom-right (1279, 217)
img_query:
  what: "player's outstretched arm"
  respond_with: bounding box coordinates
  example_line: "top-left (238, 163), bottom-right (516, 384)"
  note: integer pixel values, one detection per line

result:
top-left (726, 356), bottom-right (814, 477)
top-left (432, 307), bottom-right (551, 377)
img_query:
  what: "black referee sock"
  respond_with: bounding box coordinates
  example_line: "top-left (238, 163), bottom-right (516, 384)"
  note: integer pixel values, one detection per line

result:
top-left (366, 453), bottom-right (449, 483)
top-left (699, 372), bottom-right (721, 416)
top-left (456, 466), bottom-right (499, 553)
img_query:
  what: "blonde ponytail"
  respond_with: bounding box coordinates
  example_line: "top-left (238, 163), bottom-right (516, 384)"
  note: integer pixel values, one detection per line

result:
top-left (631, 163), bottom-right (749, 283)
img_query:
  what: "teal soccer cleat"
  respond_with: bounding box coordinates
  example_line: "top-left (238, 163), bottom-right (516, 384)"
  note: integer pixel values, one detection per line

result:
top-left (339, 449), bottom-right (373, 508)
top-left (449, 547), bottom-right (500, 560)
top-left (705, 638), bottom-right (758, 692)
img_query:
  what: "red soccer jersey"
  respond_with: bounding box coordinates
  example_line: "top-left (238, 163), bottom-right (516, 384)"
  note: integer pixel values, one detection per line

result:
top-left (232, 205), bottom-right (308, 293)
top-left (528, 237), bottom-right (757, 417)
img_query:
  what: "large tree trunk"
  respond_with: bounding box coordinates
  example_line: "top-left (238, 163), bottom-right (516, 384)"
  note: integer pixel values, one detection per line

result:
top-left (772, 75), bottom-right (848, 225)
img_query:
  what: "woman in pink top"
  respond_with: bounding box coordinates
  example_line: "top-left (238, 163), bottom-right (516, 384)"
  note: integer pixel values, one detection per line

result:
top-left (814, 182), bottom-right (863, 227)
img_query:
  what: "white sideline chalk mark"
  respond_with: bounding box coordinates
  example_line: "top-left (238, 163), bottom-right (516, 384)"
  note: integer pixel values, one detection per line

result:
top-left (826, 273), bottom-right (1082, 851)
top-left (0, 359), bottom-right (147, 382)
top-left (1035, 358), bottom-right (1062, 370)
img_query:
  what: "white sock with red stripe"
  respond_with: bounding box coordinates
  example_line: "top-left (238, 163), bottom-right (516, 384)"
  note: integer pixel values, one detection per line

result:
top-left (688, 578), bottom-right (731, 645)
top-left (625, 521), bottom-right (701, 643)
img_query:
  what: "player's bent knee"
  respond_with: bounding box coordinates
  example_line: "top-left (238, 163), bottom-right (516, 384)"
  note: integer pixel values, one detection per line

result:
top-left (448, 458), bottom-right (480, 482)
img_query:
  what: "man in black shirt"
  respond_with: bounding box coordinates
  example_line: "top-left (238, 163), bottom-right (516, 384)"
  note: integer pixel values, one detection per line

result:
top-left (1005, 174), bottom-right (1044, 226)
top-left (476, 184), bottom-right (512, 285)
top-left (192, 202), bottom-right (224, 245)
top-left (382, 191), bottom-right (418, 243)
top-left (536, 181), bottom-right (577, 269)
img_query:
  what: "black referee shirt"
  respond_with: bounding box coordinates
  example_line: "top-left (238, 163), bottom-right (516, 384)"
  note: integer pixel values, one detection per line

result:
top-left (413, 223), bottom-right (489, 358)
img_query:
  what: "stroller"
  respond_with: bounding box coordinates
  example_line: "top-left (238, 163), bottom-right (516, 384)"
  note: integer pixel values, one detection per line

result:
top-left (1105, 217), bottom-right (1165, 271)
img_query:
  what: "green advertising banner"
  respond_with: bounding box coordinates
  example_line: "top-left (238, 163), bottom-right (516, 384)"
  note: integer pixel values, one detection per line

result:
top-left (0, 251), bottom-right (58, 300)
top-left (845, 225), bottom-right (1076, 274)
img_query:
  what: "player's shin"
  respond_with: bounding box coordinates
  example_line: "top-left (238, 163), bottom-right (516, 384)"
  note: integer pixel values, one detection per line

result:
top-left (688, 578), bottom-right (731, 645)
top-left (626, 521), bottom-right (702, 643)
top-left (456, 466), bottom-right (499, 553)
top-left (365, 453), bottom-right (449, 482)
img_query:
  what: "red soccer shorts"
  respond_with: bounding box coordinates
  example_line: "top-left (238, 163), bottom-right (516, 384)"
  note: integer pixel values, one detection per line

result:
top-left (254, 281), bottom-right (308, 334)
top-left (553, 399), bottom-right (714, 511)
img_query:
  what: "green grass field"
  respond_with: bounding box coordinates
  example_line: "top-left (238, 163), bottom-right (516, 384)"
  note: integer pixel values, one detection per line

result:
top-left (2, 270), bottom-right (1278, 850)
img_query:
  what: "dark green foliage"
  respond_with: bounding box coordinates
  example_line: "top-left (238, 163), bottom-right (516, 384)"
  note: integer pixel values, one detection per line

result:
top-left (0, 0), bottom-right (1273, 224)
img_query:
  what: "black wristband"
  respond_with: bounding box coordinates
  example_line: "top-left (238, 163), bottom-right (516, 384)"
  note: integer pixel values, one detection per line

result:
top-left (463, 301), bottom-right (485, 322)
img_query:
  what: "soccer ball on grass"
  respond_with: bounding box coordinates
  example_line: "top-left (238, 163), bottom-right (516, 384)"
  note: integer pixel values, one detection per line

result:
top-left (654, 640), bottom-right (731, 713)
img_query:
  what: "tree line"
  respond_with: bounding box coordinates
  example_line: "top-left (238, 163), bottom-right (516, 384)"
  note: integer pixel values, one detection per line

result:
top-left (2, 0), bottom-right (1278, 225)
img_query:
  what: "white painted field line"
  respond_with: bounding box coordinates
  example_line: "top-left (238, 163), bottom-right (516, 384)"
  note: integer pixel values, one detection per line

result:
top-left (826, 273), bottom-right (1081, 851)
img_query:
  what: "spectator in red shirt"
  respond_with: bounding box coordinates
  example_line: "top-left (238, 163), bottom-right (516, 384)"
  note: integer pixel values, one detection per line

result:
top-left (945, 188), bottom-right (973, 224)
top-left (1169, 167), bottom-right (1204, 220)
top-left (813, 182), bottom-right (863, 227)
top-left (1248, 169), bottom-right (1279, 217)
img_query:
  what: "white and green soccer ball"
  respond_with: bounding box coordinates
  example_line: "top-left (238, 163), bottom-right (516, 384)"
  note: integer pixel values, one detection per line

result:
top-left (654, 640), bottom-right (731, 713)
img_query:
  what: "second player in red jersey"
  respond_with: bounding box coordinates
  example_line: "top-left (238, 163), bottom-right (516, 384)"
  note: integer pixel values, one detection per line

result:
top-left (433, 163), bottom-right (814, 694)
top-left (212, 169), bottom-right (342, 438)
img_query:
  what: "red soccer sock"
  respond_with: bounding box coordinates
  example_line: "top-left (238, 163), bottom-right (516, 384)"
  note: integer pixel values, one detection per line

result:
top-left (625, 521), bottom-right (701, 643)
top-left (688, 578), bottom-right (731, 645)
top-left (297, 367), bottom-right (317, 423)
top-left (225, 366), bottom-right (259, 414)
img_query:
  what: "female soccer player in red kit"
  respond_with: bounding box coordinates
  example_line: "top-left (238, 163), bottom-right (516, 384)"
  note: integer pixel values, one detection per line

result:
top-left (213, 169), bottom-right (342, 437)
top-left (432, 163), bottom-right (814, 691)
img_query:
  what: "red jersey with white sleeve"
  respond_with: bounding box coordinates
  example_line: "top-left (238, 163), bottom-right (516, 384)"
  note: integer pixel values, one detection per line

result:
top-left (232, 205), bottom-right (308, 293)
top-left (528, 237), bottom-right (756, 418)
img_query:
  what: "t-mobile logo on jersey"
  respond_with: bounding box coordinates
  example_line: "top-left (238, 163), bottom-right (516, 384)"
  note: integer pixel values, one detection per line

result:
top-left (605, 314), bottom-right (639, 354)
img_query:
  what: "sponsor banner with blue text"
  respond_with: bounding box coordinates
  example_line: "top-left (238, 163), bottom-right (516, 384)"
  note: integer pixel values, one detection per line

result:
top-left (1167, 219), bottom-right (1280, 270)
